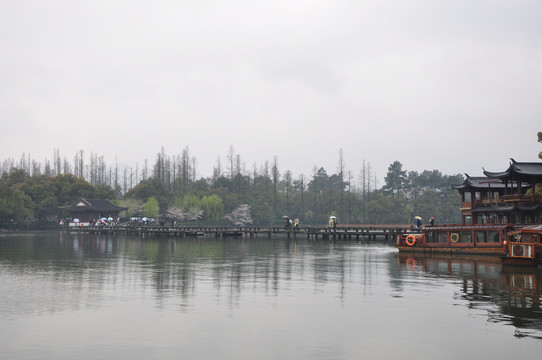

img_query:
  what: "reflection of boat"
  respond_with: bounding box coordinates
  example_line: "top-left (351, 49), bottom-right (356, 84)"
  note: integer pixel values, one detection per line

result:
top-left (397, 252), bottom-right (502, 277)
top-left (396, 253), bottom-right (542, 339)
top-left (501, 225), bottom-right (542, 267)
top-left (395, 224), bottom-right (511, 255)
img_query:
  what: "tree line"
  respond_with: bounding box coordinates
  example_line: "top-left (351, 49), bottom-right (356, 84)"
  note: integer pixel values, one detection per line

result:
top-left (0, 147), bottom-right (463, 229)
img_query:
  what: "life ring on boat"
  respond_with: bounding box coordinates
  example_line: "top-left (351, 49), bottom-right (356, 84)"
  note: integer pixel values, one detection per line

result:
top-left (406, 235), bottom-right (416, 246)
top-left (450, 233), bottom-right (459, 243)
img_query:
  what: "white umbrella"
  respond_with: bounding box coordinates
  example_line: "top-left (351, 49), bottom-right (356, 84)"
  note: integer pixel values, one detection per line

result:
top-left (73, 218), bottom-right (80, 223)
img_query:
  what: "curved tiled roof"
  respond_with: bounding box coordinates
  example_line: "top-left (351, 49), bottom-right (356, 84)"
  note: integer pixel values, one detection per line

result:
top-left (58, 198), bottom-right (128, 213)
top-left (483, 159), bottom-right (542, 182)
top-left (451, 174), bottom-right (525, 190)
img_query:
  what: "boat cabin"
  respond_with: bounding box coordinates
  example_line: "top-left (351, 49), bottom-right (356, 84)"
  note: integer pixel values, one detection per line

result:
top-left (502, 225), bottom-right (542, 266)
top-left (396, 224), bottom-right (511, 255)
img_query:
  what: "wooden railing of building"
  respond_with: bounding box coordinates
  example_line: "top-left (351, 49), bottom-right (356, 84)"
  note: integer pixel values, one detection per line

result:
top-left (476, 194), bottom-right (542, 207)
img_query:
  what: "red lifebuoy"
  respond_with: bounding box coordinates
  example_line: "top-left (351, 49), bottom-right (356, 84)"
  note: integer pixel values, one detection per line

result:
top-left (406, 235), bottom-right (416, 246)
top-left (406, 257), bottom-right (417, 268)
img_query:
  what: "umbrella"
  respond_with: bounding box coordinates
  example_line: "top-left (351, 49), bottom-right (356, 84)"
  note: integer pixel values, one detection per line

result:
top-left (329, 216), bottom-right (336, 219)
top-left (282, 215), bottom-right (289, 219)
top-left (73, 218), bottom-right (79, 223)
top-left (108, 217), bottom-right (113, 221)
top-left (100, 218), bottom-right (106, 224)
top-left (414, 216), bottom-right (422, 220)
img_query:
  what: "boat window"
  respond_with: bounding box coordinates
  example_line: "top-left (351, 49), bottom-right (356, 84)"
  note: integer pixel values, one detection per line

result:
top-left (464, 216), bottom-right (472, 225)
top-left (510, 243), bottom-right (533, 258)
top-left (488, 231), bottom-right (500, 243)
top-left (426, 231), bottom-right (437, 243)
top-left (460, 231), bottom-right (472, 243)
top-left (523, 234), bottom-right (539, 243)
top-left (437, 232), bottom-right (447, 243)
top-left (475, 231), bottom-right (488, 243)
top-left (464, 192), bottom-right (472, 202)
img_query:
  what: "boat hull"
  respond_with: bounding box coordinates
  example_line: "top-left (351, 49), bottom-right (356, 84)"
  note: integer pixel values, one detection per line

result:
top-left (395, 245), bottom-right (504, 255)
top-left (500, 256), bottom-right (540, 267)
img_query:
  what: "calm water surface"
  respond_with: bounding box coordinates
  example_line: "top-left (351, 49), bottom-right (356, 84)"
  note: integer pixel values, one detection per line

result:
top-left (0, 232), bottom-right (541, 359)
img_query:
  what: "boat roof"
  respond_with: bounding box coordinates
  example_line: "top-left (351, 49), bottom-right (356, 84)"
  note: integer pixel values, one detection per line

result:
top-left (421, 224), bottom-right (510, 232)
top-left (509, 224), bottom-right (542, 235)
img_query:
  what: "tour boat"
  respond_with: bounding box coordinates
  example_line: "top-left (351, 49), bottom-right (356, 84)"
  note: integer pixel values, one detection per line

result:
top-left (395, 158), bottom-right (542, 260)
top-left (500, 225), bottom-right (542, 267)
top-left (396, 224), bottom-right (542, 266)
top-left (395, 224), bottom-right (512, 255)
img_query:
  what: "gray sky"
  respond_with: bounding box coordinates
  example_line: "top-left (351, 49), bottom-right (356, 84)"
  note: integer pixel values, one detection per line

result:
top-left (1, 0), bottom-right (541, 185)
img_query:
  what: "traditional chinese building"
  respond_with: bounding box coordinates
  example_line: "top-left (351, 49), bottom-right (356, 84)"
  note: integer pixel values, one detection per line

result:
top-left (452, 159), bottom-right (542, 225)
top-left (58, 198), bottom-right (128, 225)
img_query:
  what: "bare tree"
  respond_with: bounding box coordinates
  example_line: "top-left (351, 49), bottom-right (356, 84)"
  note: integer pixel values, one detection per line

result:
top-left (143, 159), bottom-right (148, 181)
top-left (213, 156), bottom-right (222, 181)
top-left (191, 155), bottom-right (197, 184)
top-left (63, 156), bottom-right (71, 175)
top-left (298, 173), bottom-right (306, 216)
top-left (53, 148), bottom-right (61, 176)
top-left (338, 148), bottom-right (345, 212)
top-left (226, 145), bottom-right (235, 182)
top-left (272, 156), bottom-right (280, 213)
top-left (282, 170), bottom-right (293, 213)
top-left (180, 147), bottom-right (191, 196)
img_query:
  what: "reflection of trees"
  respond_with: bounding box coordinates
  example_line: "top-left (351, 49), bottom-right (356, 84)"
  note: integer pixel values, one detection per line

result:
top-left (395, 253), bottom-right (542, 339)
top-left (1, 234), bottom-right (385, 317)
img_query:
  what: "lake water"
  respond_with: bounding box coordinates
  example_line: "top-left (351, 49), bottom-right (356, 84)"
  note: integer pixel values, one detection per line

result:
top-left (0, 232), bottom-right (541, 359)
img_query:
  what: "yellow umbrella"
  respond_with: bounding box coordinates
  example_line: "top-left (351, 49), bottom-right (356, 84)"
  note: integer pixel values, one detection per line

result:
top-left (414, 216), bottom-right (422, 220)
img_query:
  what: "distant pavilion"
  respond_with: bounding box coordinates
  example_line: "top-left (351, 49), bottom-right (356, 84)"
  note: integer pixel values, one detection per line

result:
top-left (58, 198), bottom-right (128, 225)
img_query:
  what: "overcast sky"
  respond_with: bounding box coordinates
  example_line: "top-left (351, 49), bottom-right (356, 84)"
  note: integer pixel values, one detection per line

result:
top-left (1, 0), bottom-right (541, 186)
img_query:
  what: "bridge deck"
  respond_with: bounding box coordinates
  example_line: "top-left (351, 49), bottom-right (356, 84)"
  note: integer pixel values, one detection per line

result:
top-left (64, 224), bottom-right (415, 241)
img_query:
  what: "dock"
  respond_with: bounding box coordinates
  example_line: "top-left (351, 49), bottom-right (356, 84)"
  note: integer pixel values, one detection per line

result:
top-left (65, 224), bottom-right (413, 241)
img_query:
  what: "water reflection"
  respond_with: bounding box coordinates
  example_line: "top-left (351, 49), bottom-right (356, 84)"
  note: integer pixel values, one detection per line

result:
top-left (396, 253), bottom-right (542, 339)
top-left (0, 233), bottom-right (384, 317)
top-left (1, 233), bottom-right (541, 360)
